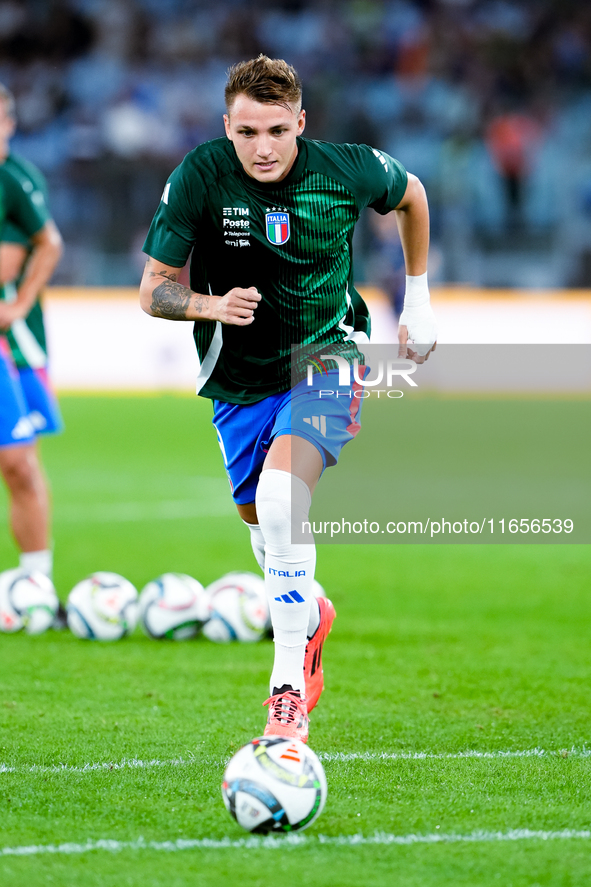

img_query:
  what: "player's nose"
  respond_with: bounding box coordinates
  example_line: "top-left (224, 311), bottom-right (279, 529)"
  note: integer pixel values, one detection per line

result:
top-left (256, 136), bottom-right (273, 157)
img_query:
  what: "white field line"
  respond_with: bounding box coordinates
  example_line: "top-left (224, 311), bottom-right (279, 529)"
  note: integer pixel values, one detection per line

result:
top-left (2, 829), bottom-right (591, 857)
top-left (1, 746), bottom-right (589, 775)
top-left (0, 757), bottom-right (198, 775)
top-left (54, 499), bottom-right (235, 523)
top-left (319, 747), bottom-right (591, 762)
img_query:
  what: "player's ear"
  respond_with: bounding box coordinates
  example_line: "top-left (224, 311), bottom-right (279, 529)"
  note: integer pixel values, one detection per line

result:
top-left (223, 113), bottom-right (232, 140)
top-left (297, 109), bottom-right (306, 136)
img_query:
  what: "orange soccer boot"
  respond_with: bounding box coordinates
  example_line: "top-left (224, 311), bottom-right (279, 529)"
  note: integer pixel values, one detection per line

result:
top-left (263, 685), bottom-right (309, 743)
top-left (304, 597), bottom-right (336, 712)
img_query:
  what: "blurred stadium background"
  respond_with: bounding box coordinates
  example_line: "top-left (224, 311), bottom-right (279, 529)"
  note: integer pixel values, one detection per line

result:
top-left (5, 0), bottom-right (591, 287)
top-left (3, 0), bottom-right (591, 388)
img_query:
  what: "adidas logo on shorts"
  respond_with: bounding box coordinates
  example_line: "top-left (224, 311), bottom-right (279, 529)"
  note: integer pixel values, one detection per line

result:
top-left (11, 416), bottom-right (35, 440)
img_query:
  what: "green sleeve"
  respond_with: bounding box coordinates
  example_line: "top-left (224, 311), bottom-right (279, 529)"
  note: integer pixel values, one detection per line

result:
top-left (363, 146), bottom-right (409, 214)
top-left (306, 140), bottom-right (408, 215)
top-left (0, 167), bottom-right (48, 237)
top-left (0, 219), bottom-right (30, 246)
top-left (344, 143), bottom-right (408, 214)
top-left (143, 155), bottom-right (205, 268)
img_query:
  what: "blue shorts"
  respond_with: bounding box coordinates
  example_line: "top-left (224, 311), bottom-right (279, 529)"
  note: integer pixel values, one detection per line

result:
top-left (0, 341), bottom-right (62, 448)
top-left (212, 370), bottom-right (364, 504)
top-left (17, 365), bottom-right (63, 436)
top-left (0, 341), bottom-right (35, 448)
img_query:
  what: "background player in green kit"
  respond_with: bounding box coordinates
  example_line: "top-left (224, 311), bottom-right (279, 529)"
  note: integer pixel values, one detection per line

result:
top-left (140, 56), bottom-right (436, 742)
top-left (0, 84), bottom-right (63, 583)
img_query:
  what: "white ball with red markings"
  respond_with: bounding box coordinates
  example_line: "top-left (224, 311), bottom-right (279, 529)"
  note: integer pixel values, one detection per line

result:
top-left (203, 571), bottom-right (268, 642)
top-left (222, 736), bottom-right (327, 833)
top-left (139, 572), bottom-right (209, 640)
top-left (66, 572), bottom-right (138, 640)
top-left (0, 569), bottom-right (58, 635)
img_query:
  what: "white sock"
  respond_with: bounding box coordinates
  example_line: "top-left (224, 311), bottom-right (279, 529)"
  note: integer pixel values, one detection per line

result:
top-left (246, 513), bottom-right (319, 645)
top-left (20, 549), bottom-right (53, 580)
top-left (243, 520), bottom-right (265, 572)
top-left (255, 469), bottom-right (316, 695)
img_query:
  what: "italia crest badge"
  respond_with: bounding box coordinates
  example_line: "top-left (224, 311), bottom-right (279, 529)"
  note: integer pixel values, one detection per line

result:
top-left (265, 211), bottom-right (290, 245)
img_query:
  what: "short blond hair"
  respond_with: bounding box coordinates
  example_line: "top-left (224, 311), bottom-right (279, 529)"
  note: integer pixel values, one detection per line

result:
top-left (225, 55), bottom-right (302, 113)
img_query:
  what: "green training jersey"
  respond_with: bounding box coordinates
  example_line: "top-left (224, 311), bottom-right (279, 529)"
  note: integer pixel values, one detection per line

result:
top-left (143, 136), bottom-right (407, 404)
top-left (0, 153), bottom-right (51, 369)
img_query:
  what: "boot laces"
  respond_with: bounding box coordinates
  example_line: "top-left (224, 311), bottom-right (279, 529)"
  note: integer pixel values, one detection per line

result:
top-left (263, 690), bottom-right (306, 725)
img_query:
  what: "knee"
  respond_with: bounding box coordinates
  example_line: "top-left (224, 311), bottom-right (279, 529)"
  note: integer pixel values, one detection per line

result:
top-left (0, 448), bottom-right (38, 495)
top-left (255, 469), bottom-right (311, 537)
top-left (256, 469), bottom-right (291, 537)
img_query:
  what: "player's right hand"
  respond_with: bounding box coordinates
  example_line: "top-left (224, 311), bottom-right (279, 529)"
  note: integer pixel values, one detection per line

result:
top-left (0, 301), bottom-right (22, 330)
top-left (214, 286), bottom-right (261, 325)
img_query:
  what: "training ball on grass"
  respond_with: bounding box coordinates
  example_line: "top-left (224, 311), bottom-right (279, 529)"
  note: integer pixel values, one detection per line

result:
top-left (312, 579), bottom-right (326, 599)
top-left (0, 569), bottom-right (58, 634)
top-left (222, 736), bottom-right (327, 834)
top-left (139, 572), bottom-right (209, 640)
top-left (203, 571), bottom-right (268, 643)
top-left (67, 572), bottom-right (138, 640)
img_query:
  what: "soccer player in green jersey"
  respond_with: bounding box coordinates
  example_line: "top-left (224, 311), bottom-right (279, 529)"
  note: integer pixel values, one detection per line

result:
top-left (141, 56), bottom-right (436, 742)
top-left (0, 84), bottom-right (63, 582)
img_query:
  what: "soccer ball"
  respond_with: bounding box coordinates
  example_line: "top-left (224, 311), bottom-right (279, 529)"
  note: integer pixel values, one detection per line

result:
top-left (222, 736), bottom-right (327, 834)
top-left (67, 572), bottom-right (138, 640)
top-left (312, 579), bottom-right (326, 599)
top-left (203, 571), bottom-right (268, 643)
top-left (138, 572), bottom-right (209, 640)
top-left (0, 569), bottom-right (58, 635)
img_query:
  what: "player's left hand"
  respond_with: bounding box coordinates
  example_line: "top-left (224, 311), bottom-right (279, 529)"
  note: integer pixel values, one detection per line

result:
top-left (398, 301), bottom-right (437, 363)
top-left (398, 324), bottom-right (437, 363)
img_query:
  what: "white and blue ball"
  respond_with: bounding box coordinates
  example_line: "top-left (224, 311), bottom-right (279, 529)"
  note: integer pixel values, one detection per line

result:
top-left (0, 569), bottom-right (58, 635)
top-left (203, 571), bottom-right (268, 643)
top-left (67, 572), bottom-right (138, 640)
top-left (139, 572), bottom-right (209, 640)
top-left (222, 736), bottom-right (327, 834)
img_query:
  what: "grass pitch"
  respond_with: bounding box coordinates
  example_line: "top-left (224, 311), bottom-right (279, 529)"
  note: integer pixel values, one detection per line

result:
top-left (1, 394), bottom-right (590, 886)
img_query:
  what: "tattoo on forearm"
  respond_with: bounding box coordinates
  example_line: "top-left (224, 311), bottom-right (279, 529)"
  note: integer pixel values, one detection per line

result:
top-left (194, 294), bottom-right (209, 314)
top-left (150, 280), bottom-right (193, 319)
top-left (150, 279), bottom-right (210, 319)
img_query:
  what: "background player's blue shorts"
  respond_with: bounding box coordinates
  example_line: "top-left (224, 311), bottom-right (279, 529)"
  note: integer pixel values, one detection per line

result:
top-left (212, 370), bottom-right (364, 504)
top-left (17, 366), bottom-right (64, 436)
top-left (0, 341), bottom-right (63, 448)
top-left (0, 342), bottom-right (36, 448)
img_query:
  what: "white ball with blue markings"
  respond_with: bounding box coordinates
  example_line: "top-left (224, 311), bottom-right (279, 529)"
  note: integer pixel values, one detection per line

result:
top-left (139, 572), bottom-right (208, 640)
top-left (222, 736), bottom-right (327, 833)
top-left (202, 571), bottom-right (268, 643)
top-left (66, 572), bottom-right (138, 640)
